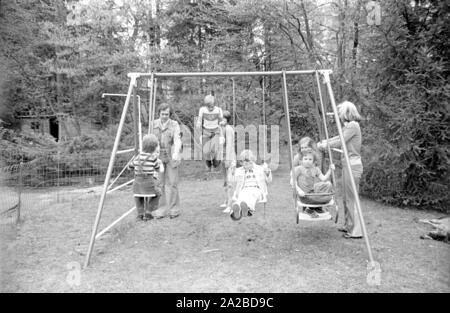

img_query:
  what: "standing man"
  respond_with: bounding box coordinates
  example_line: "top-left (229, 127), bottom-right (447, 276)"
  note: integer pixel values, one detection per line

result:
top-left (151, 103), bottom-right (182, 219)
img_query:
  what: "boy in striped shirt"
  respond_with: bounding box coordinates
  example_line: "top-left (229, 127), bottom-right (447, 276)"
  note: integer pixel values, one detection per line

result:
top-left (129, 134), bottom-right (164, 221)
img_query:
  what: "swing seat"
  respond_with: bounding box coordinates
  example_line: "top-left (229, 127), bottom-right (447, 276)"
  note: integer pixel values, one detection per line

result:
top-left (295, 197), bottom-right (336, 223)
top-left (297, 211), bottom-right (332, 222)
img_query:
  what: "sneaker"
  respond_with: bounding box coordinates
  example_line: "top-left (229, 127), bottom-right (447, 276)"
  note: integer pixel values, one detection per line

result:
top-left (314, 207), bottom-right (330, 217)
top-left (315, 207), bottom-right (325, 214)
top-left (223, 207), bottom-right (231, 214)
top-left (304, 208), bottom-right (319, 218)
top-left (212, 159), bottom-right (221, 168)
top-left (230, 202), bottom-right (242, 221)
top-left (136, 214), bottom-right (144, 221)
top-left (143, 213), bottom-right (154, 221)
top-left (240, 201), bottom-right (249, 217)
top-left (169, 210), bottom-right (180, 219)
top-left (220, 202), bottom-right (227, 208)
top-left (343, 233), bottom-right (362, 239)
top-left (152, 210), bottom-right (167, 219)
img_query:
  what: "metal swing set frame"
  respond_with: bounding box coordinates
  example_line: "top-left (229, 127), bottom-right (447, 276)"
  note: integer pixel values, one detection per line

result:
top-left (84, 69), bottom-right (376, 268)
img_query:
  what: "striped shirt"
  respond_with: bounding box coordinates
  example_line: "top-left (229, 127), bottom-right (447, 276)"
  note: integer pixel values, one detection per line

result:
top-left (197, 106), bottom-right (223, 130)
top-left (131, 152), bottom-right (160, 175)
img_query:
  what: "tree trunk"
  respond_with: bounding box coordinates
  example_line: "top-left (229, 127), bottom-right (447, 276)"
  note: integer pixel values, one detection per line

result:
top-left (198, 25), bottom-right (204, 94)
top-left (336, 0), bottom-right (348, 98)
top-left (300, 0), bottom-right (316, 65)
top-left (352, 0), bottom-right (362, 68)
top-left (264, 23), bottom-right (272, 115)
top-left (155, 0), bottom-right (161, 47)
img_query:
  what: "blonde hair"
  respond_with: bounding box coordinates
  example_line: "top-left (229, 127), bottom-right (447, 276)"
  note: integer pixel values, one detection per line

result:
top-left (337, 101), bottom-right (361, 122)
top-left (142, 134), bottom-right (159, 153)
top-left (298, 136), bottom-right (316, 153)
top-left (204, 95), bottom-right (215, 105)
top-left (239, 149), bottom-right (256, 162)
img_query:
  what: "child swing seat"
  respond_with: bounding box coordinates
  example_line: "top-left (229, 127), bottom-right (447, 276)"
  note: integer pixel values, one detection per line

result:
top-left (296, 192), bottom-right (338, 223)
top-left (290, 70), bottom-right (343, 224)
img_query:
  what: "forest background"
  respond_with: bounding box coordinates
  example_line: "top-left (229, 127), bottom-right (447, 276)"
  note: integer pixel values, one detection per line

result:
top-left (0, 0), bottom-right (448, 212)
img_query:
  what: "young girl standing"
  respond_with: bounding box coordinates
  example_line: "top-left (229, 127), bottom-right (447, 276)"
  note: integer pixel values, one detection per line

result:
top-left (130, 134), bottom-right (164, 221)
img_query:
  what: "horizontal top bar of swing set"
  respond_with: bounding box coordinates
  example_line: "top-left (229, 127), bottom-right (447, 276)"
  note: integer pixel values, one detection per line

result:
top-left (128, 69), bottom-right (332, 79)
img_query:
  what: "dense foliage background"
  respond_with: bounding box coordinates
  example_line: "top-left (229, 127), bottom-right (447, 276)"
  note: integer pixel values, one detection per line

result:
top-left (1, 0), bottom-right (448, 211)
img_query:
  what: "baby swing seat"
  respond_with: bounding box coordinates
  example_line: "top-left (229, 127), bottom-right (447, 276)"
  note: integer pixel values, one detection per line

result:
top-left (296, 193), bottom-right (337, 223)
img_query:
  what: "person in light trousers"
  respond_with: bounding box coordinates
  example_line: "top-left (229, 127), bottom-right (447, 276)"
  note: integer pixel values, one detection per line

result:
top-left (152, 103), bottom-right (182, 219)
top-left (318, 101), bottom-right (364, 239)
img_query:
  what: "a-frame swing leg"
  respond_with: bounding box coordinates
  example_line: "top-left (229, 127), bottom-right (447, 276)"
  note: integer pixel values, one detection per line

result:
top-left (322, 71), bottom-right (376, 265)
top-left (84, 74), bottom-right (139, 268)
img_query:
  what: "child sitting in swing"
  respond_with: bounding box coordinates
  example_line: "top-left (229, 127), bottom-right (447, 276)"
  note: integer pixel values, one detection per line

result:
top-left (129, 134), bottom-right (164, 221)
top-left (293, 150), bottom-right (334, 218)
top-left (196, 94), bottom-right (225, 170)
top-left (290, 136), bottom-right (327, 214)
top-left (230, 150), bottom-right (272, 221)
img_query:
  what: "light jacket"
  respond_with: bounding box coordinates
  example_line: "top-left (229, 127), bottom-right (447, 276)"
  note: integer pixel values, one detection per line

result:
top-left (152, 118), bottom-right (182, 163)
top-left (232, 163), bottom-right (272, 203)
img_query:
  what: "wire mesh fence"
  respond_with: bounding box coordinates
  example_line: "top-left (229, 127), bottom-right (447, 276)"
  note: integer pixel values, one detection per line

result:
top-left (0, 151), bottom-right (134, 225)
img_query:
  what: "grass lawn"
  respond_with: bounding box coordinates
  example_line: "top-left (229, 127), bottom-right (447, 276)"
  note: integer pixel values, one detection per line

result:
top-left (1, 160), bottom-right (449, 293)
